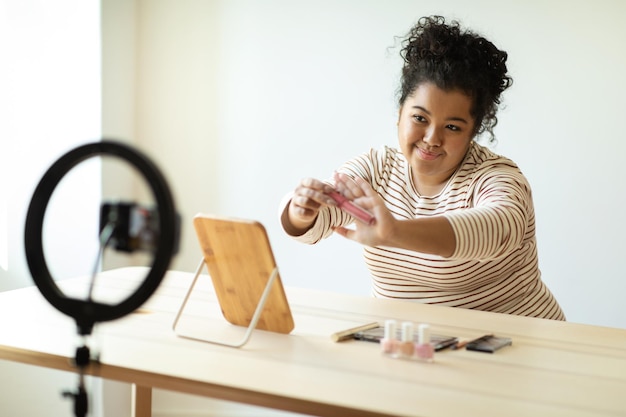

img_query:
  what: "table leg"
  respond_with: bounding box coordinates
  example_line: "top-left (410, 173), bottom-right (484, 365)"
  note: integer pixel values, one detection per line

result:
top-left (131, 384), bottom-right (152, 417)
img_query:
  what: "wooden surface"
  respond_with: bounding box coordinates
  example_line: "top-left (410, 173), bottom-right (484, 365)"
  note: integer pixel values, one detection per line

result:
top-left (1, 266), bottom-right (625, 417)
top-left (132, 384), bottom-right (152, 417)
top-left (193, 214), bottom-right (294, 334)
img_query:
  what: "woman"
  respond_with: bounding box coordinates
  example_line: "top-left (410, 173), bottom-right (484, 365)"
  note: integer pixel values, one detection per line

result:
top-left (279, 16), bottom-right (565, 320)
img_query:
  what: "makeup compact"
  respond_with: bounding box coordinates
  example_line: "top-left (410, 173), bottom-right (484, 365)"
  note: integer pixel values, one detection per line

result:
top-left (465, 335), bottom-right (512, 353)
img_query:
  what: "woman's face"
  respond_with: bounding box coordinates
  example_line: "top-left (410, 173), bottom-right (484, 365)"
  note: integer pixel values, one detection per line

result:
top-left (398, 82), bottom-right (475, 194)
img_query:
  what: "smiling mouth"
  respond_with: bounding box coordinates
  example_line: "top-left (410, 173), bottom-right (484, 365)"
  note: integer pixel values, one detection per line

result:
top-left (416, 146), bottom-right (440, 161)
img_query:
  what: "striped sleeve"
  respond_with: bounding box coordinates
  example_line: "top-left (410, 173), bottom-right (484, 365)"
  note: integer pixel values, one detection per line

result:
top-left (445, 168), bottom-right (532, 261)
top-left (278, 191), bottom-right (355, 244)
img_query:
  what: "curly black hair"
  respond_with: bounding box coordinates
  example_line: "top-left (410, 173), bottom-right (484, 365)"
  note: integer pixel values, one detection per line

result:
top-left (398, 16), bottom-right (513, 142)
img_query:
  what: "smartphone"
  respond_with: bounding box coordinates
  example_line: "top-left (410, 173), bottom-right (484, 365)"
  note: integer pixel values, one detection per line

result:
top-left (465, 335), bottom-right (512, 353)
top-left (354, 325), bottom-right (458, 351)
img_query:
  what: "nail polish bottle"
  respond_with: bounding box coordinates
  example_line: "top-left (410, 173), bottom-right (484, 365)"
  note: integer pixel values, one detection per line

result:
top-left (380, 319), bottom-right (399, 357)
top-left (414, 323), bottom-right (434, 362)
top-left (399, 321), bottom-right (415, 359)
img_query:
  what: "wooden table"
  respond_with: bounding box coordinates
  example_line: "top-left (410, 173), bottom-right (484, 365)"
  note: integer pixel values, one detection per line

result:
top-left (0, 267), bottom-right (625, 417)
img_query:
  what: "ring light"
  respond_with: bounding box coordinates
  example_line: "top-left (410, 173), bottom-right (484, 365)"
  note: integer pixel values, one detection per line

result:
top-left (24, 140), bottom-right (179, 335)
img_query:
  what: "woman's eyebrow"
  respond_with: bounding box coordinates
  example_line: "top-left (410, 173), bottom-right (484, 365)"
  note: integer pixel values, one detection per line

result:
top-left (411, 105), bottom-right (470, 124)
top-left (412, 105), bottom-right (430, 114)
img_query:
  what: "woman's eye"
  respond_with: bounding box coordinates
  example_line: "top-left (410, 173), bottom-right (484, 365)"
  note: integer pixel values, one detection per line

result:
top-left (412, 115), bottom-right (427, 123)
top-left (446, 124), bottom-right (461, 132)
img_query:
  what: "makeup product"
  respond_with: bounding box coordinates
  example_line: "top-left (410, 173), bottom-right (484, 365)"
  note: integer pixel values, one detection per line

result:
top-left (414, 323), bottom-right (434, 362)
top-left (465, 334), bottom-right (512, 353)
top-left (380, 319), bottom-right (399, 357)
top-left (327, 191), bottom-right (375, 225)
top-left (399, 321), bottom-right (415, 358)
top-left (451, 338), bottom-right (469, 350)
top-left (330, 322), bottom-right (379, 342)
top-left (353, 325), bottom-right (458, 351)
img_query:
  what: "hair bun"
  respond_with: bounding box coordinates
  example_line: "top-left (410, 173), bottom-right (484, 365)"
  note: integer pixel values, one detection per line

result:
top-left (398, 16), bottom-right (513, 142)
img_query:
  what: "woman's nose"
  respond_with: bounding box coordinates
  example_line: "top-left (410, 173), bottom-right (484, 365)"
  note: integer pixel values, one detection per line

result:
top-left (423, 127), bottom-right (442, 146)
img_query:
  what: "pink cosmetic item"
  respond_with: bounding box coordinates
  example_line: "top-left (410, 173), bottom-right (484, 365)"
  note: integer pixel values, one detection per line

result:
top-left (451, 339), bottom-right (469, 350)
top-left (327, 191), bottom-right (375, 225)
top-left (399, 321), bottom-right (415, 358)
top-left (414, 323), bottom-right (435, 362)
top-left (380, 319), bottom-right (399, 357)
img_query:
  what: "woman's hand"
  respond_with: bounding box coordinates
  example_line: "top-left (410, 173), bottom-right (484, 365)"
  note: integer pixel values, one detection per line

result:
top-left (332, 173), bottom-right (396, 247)
top-left (333, 173), bottom-right (455, 256)
top-left (284, 178), bottom-right (336, 235)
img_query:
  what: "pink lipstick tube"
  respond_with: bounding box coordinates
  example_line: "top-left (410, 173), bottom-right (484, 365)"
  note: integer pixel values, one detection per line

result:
top-left (328, 191), bottom-right (375, 225)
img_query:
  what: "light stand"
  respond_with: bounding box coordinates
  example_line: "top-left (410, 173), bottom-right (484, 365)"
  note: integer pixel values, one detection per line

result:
top-left (24, 140), bottom-right (179, 417)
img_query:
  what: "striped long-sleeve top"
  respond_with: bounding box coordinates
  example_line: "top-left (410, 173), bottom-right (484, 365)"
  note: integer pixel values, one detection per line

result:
top-left (283, 142), bottom-right (565, 320)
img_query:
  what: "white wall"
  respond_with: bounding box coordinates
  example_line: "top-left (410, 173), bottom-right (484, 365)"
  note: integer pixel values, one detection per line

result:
top-left (216, 0), bottom-right (626, 328)
top-left (112, 0), bottom-right (626, 330)
top-left (0, 0), bottom-right (103, 416)
top-left (0, 0), bottom-right (102, 289)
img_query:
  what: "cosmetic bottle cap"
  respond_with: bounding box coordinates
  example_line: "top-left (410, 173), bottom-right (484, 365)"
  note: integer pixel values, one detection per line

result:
top-left (418, 323), bottom-right (431, 344)
top-left (400, 321), bottom-right (414, 342)
top-left (384, 319), bottom-right (397, 340)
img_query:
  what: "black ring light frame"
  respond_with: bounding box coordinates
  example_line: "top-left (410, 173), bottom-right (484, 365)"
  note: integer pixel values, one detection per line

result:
top-left (25, 140), bottom-right (178, 336)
